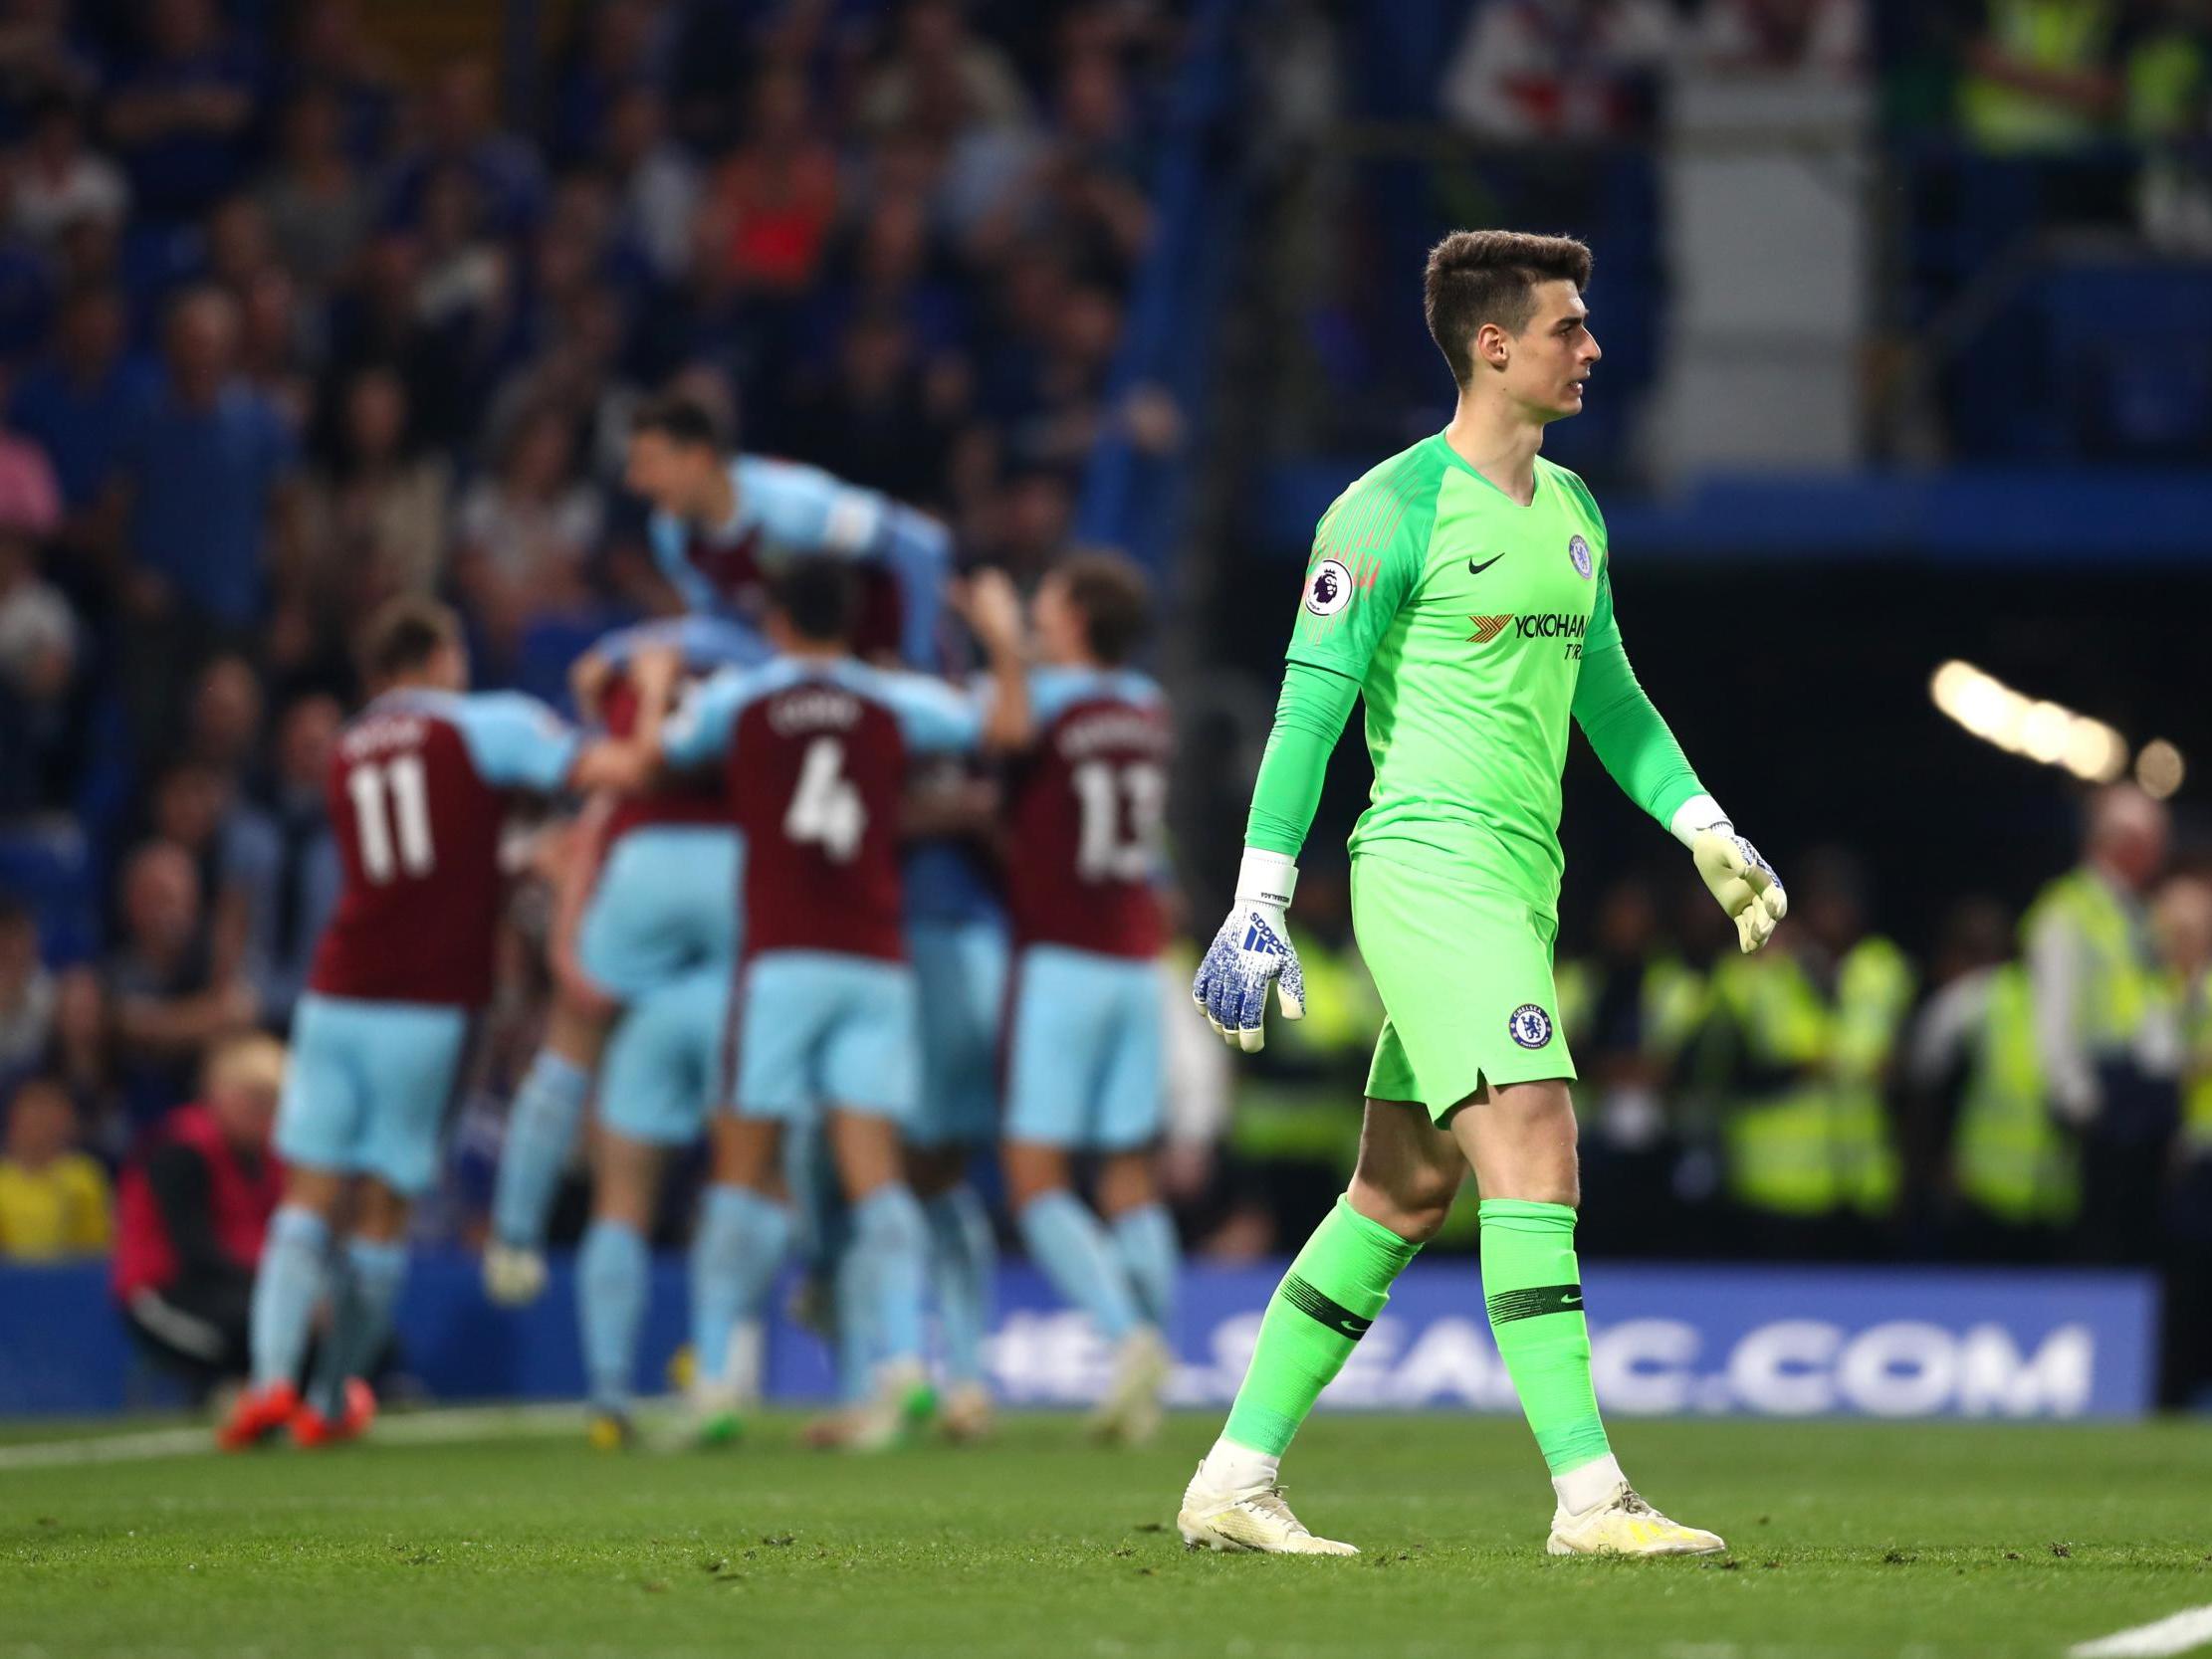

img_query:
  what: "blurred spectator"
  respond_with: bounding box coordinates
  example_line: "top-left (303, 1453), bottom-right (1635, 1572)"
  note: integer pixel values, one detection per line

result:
top-left (112, 1031), bottom-right (285, 1400)
top-left (0, 895), bottom-right (53, 1082)
top-left (0, 364), bottom-right (60, 531)
top-left (254, 88), bottom-right (372, 297)
top-left (47, 963), bottom-right (115, 1143)
top-left (11, 92), bottom-right (128, 247)
top-left (601, 84), bottom-right (700, 285)
top-left (1558, 879), bottom-right (1707, 1254)
top-left (0, 165), bottom-right (50, 358)
top-left (7, 282), bottom-right (152, 545)
top-left (388, 58), bottom-right (546, 241)
top-left (703, 63), bottom-right (841, 296)
top-left (1902, 898), bottom-right (2069, 1260)
top-left (299, 364), bottom-right (450, 629)
top-left (103, 0), bottom-right (264, 224)
top-left (2156, 874), bottom-right (2212, 1404)
top-left (245, 693), bottom-right (340, 1027)
top-left (0, 0), bottom-right (100, 119)
top-left (1692, 0), bottom-right (1865, 77)
top-left (453, 403), bottom-right (601, 668)
top-left (1440, 0), bottom-right (1677, 139)
top-left (104, 838), bottom-right (257, 1131)
top-left (1958, 0), bottom-right (2120, 152)
top-left (549, 0), bottom-right (669, 169)
top-left (109, 287), bottom-right (300, 643)
top-left (780, 305), bottom-right (960, 509)
top-left (279, 0), bottom-right (399, 166)
top-left (184, 652), bottom-right (264, 777)
top-left (145, 755), bottom-right (275, 989)
top-left (2024, 784), bottom-right (2180, 1261)
top-left (0, 521), bottom-right (77, 815)
top-left (235, 265), bottom-right (313, 436)
top-left (1698, 850), bottom-right (1914, 1258)
top-left (860, 0), bottom-right (1033, 135)
top-left (0, 1072), bottom-right (110, 1259)
top-left (411, 164), bottom-right (512, 369)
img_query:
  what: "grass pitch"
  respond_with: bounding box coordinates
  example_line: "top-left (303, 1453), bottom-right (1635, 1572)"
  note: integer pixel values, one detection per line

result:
top-left (5, 1410), bottom-right (2211, 1659)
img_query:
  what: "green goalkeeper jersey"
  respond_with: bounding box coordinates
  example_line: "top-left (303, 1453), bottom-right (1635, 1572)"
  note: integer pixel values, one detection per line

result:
top-left (1285, 434), bottom-right (1685, 915)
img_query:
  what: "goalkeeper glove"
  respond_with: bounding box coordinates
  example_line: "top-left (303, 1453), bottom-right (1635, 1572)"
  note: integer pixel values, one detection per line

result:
top-left (1688, 822), bottom-right (1788, 953)
top-left (1193, 849), bottom-right (1306, 1052)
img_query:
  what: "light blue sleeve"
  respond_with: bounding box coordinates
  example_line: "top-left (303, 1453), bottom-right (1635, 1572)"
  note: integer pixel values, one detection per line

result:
top-left (879, 502), bottom-right (952, 667)
top-left (874, 669), bottom-right (983, 756)
top-left (747, 456), bottom-right (951, 667)
top-left (598, 615), bottom-right (771, 672)
top-left (659, 667), bottom-right (756, 771)
top-left (451, 693), bottom-right (582, 792)
top-left (650, 509), bottom-right (723, 618)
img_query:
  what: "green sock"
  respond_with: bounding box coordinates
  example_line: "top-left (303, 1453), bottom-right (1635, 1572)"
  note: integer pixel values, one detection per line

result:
top-left (1479, 1198), bottom-right (1611, 1477)
top-left (1221, 1194), bottom-right (1420, 1456)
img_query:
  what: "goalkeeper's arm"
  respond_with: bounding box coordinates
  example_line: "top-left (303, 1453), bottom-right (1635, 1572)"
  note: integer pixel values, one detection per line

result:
top-left (1193, 661), bottom-right (1360, 1050)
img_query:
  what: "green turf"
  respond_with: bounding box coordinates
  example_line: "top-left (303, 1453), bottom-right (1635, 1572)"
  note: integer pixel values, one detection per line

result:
top-left (6, 1410), bottom-right (2211, 1658)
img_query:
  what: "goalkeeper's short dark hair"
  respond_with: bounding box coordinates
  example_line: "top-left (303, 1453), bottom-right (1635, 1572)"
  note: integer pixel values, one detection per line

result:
top-left (1055, 549), bottom-right (1152, 667)
top-left (768, 555), bottom-right (859, 646)
top-left (1423, 230), bottom-right (1593, 387)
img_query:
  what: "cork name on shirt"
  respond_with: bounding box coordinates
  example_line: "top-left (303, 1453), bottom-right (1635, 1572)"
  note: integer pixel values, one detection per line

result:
top-left (1056, 708), bottom-right (1167, 760)
top-left (339, 715), bottom-right (427, 760)
top-left (767, 687), bottom-right (863, 735)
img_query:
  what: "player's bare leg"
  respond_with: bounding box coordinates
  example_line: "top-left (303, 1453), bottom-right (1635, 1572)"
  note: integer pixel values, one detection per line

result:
top-left (1180, 1099), bottom-right (1456, 1552)
top-left (294, 1177), bottom-right (408, 1449)
top-left (910, 1144), bottom-right (995, 1442)
top-left (690, 1113), bottom-right (790, 1447)
top-left (221, 1165), bottom-right (348, 1448)
top-left (1448, 1080), bottom-right (1720, 1556)
top-left (487, 991), bottom-right (615, 1306)
top-left (1090, 1149), bottom-right (1179, 1445)
top-left (800, 1110), bottom-right (934, 1451)
top-left (578, 1128), bottom-right (662, 1449)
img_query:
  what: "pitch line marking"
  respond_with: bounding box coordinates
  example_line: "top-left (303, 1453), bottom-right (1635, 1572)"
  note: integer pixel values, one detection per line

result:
top-left (0, 1401), bottom-right (578, 1471)
top-left (2071, 1604), bottom-right (2212, 1658)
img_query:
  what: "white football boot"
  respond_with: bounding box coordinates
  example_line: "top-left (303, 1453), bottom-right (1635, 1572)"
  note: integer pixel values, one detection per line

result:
top-left (482, 1242), bottom-right (548, 1308)
top-left (1546, 1483), bottom-right (1726, 1557)
top-left (1178, 1466), bottom-right (1358, 1555)
top-left (1087, 1327), bottom-right (1173, 1446)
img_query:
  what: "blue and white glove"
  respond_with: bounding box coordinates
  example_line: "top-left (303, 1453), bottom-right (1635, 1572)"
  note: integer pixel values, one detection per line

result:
top-left (1193, 849), bottom-right (1306, 1053)
top-left (1673, 797), bottom-right (1787, 953)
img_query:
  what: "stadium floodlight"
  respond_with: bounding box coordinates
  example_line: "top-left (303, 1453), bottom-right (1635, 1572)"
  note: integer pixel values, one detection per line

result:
top-left (2135, 738), bottom-right (2186, 800)
top-left (1928, 661), bottom-right (2129, 785)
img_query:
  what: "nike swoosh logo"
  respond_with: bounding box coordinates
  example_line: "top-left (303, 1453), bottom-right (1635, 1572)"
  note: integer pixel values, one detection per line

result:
top-left (1561, 1293), bottom-right (1583, 1308)
top-left (1467, 554), bottom-right (1505, 576)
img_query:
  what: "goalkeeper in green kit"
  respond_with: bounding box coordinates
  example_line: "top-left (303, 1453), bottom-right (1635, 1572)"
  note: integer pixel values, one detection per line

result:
top-left (1178, 231), bottom-right (1788, 1558)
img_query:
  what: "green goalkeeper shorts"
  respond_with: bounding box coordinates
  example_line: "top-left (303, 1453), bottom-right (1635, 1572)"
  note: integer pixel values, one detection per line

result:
top-left (1350, 851), bottom-right (1576, 1122)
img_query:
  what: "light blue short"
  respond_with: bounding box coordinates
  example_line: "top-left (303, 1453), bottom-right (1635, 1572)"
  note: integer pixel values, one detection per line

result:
top-left (597, 965), bottom-right (730, 1147)
top-left (905, 918), bottom-right (1007, 1148)
top-left (277, 993), bottom-right (474, 1197)
top-left (576, 826), bottom-right (742, 1000)
top-left (1003, 945), bottom-right (1163, 1151)
top-left (732, 950), bottom-right (919, 1123)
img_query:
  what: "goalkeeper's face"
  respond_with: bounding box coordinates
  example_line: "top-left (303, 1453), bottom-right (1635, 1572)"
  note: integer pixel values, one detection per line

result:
top-left (1500, 280), bottom-right (1601, 422)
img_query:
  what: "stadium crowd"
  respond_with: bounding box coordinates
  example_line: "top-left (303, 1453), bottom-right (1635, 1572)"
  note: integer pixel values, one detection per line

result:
top-left (0, 0), bottom-right (2208, 1415)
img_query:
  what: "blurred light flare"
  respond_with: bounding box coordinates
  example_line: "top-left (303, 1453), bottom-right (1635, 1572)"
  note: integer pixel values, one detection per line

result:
top-left (2136, 738), bottom-right (2185, 800)
top-left (1928, 660), bottom-right (2132, 785)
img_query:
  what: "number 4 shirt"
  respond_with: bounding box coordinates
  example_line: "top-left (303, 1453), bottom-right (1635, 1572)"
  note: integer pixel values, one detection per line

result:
top-left (661, 658), bottom-right (981, 962)
top-left (312, 689), bottom-right (581, 1006)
